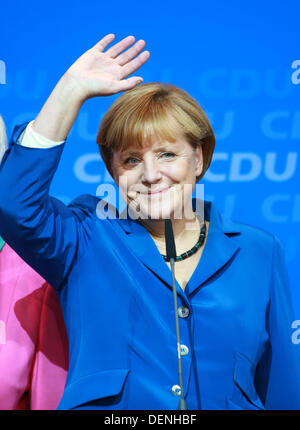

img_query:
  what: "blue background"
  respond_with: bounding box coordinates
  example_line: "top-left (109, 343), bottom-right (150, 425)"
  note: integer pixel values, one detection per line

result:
top-left (0, 1), bottom-right (299, 318)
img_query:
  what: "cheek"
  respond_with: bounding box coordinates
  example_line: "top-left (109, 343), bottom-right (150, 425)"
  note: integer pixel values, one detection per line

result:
top-left (163, 159), bottom-right (195, 181)
top-left (112, 157), bottom-right (136, 186)
top-left (117, 169), bottom-right (140, 194)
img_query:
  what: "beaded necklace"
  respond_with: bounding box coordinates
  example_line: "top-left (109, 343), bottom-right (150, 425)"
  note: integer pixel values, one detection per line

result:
top-left (162, 217), bottom-right (206, 262)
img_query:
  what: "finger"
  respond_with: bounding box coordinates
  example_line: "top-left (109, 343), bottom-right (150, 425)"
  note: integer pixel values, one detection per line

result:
top-left (121, 51), bottom-right (150, 79)
top-left (93, 34), bottom-right (116, 52)
top-left (115, 76), bottom-right (144, 92)
top-left (117, 40), bottom-right (146, 66)
top-left (105, 35), bottom-right (136, 58)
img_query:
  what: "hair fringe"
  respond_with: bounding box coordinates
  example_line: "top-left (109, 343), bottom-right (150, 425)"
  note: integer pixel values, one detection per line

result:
top-left (96, 82), bottom-right (215, 182)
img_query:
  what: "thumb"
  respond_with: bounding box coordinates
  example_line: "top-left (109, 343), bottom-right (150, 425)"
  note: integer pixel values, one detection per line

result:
top-left (119, 77), bottom-right (144, 91)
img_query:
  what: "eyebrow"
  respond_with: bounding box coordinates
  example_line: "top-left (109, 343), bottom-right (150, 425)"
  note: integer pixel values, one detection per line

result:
top-left (153, 145), bottom-right (177, 152)
top-left (121, 151), bottom-right (141, 158)
top-left (122, 143), bottom-right (180, 157)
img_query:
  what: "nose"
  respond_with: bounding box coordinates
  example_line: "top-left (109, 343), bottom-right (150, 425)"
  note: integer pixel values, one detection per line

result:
top-left (141, 157), bottom-right (162, 185)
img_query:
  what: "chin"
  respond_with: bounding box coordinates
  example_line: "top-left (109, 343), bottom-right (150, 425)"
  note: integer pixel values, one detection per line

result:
top-left (140, 200), bottom-right (182, 221)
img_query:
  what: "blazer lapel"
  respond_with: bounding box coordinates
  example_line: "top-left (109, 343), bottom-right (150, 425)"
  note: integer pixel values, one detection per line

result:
top-left (185, 201), bottom-right (241, 296)
top-left (124, 221), bottom-right (188, 301)
top-left (117, 213), bottom-right (188, 301)
top-left (116, 200), bottom-right (241, 300)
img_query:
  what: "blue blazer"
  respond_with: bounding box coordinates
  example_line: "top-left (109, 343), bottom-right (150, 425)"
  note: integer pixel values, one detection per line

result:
top-left (0, 122), bottom-right (299, 410)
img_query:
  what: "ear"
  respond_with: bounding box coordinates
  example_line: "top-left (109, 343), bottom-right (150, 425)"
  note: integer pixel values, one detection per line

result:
top-left (194, 145), bottom-right (203, 177)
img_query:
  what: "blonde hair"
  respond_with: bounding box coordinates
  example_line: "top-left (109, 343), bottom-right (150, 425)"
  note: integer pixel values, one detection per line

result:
top-left (96, 82), bottom-right (215, 182)
top-left (0, 115), bottom-right (8, 163)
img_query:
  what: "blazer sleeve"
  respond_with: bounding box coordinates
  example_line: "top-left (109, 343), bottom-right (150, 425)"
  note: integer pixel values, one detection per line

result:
top-left (29, 283), bottom-right (68, 410)
top-left (254, 235), bottom-right (300, 410)
top-left (0, 122), bottom-right (86, 290)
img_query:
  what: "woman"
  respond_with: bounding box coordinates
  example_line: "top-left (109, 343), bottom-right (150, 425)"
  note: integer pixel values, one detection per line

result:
top-left (0, 115), bottom-right (68, 409)
top-left (0, 34), bottom-right (299, 410)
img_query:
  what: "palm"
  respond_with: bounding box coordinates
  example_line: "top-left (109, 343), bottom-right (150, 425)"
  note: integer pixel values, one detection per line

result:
top-left (67, 34), bottom-right (150, 99)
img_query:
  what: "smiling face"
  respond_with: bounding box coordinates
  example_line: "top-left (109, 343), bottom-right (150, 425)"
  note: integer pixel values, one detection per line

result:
top-left (112, 137), bottom-right (203, 220)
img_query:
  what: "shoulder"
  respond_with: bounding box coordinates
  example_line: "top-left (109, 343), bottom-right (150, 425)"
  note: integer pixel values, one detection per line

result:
top-left (206, 200), bottom-right (278, 254)
top-left (224, 215), bottom-right (281, 261)
top-left (0, 244), bottom-right (49, 313)
top-left (66, 194), bottom-right (120, 237)
top-left (67, 193), bottom-right (100, 216)
top-left (230, 217), bottom-right (276, 242)
top-left (0, 242), bottom-right (45, 283)
top-left (1, 244), bottom-right (64, 316)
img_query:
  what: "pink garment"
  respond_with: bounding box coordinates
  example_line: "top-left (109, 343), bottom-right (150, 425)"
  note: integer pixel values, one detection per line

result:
top-left (0, 243), bottom-right (68, 409)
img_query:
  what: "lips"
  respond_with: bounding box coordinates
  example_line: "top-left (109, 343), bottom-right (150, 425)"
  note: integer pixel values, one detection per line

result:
top-left (128, 187), bottom-right (172, 197)
top-left (146, 188), bottom-right (169, 195)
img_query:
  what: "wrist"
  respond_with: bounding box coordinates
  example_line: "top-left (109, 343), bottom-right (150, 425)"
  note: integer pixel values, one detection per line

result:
top-left (56, 72), bottom-right (87, 106)
top-left (61, 71), bottom-right (90, 104)
top-left (32, 74), bottom-right (84, 142)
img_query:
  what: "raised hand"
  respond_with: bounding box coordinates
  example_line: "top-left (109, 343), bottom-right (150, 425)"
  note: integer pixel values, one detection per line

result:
top-left (32, 34), bottom-right (150, 141)
top-left (66, 34), bottom-right (150, 100)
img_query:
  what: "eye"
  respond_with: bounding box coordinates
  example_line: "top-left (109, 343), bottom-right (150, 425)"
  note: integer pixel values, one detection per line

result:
top-left (124, 157), bottom-right (140, 166)
top-left (160, 152), bottom-right (176, 159)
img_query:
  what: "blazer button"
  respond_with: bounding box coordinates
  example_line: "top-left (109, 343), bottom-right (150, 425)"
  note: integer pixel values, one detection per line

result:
top-left (171, 384), bottom-right (182, 396)
top-left (178, 306), bottom-right (190, 318)
top-left (180, 344), bottom-right (189, 356)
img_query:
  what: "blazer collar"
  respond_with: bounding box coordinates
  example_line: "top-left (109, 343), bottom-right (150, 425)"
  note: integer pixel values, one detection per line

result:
top-left (116, 200), bottom-right (241, 301)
